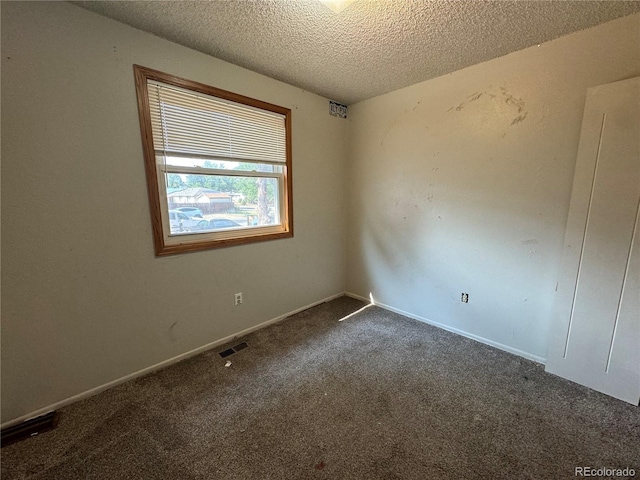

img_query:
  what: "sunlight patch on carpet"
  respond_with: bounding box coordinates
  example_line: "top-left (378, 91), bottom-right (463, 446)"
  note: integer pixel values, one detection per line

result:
top-left (339, 293), bottom-right (375, 322)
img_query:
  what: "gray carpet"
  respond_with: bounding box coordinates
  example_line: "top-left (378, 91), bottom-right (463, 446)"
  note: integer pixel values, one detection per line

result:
top-left (2, 296), bottom-right (639, 479)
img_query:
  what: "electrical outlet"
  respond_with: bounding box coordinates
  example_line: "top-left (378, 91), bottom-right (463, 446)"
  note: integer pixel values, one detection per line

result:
top-left (234, 293), bottom-right (243, 306)
top-left (461, 293), bottom-right (469, 303)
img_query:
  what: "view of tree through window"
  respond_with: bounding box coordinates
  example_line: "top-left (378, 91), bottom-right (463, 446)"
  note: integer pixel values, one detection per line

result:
top-left (167, 161), bottom-right (275, 204)
top-left (134, 65), bottom-right (292, 255)
top-left (165, 162), bottom-right (279, 234)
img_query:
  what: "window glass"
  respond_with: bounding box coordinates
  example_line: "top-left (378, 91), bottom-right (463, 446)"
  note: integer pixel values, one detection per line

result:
top-left (134, 65), bottom-right (293, 255)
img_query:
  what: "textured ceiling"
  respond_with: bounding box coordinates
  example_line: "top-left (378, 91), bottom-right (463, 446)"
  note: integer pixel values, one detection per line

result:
top-left (73, 0), bottom-right (640, 105)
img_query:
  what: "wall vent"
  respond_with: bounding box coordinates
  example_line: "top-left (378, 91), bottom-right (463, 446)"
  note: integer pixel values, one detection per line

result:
top-left (219, 342), bottom-right (248, 358)
top-left (329, 101), bottom-right (347, 118)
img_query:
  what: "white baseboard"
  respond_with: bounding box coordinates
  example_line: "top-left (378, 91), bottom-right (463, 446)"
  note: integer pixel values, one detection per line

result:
top-left (345, 292), bottom-right (546, 365)
top-left (1, 292), bottom-right (345, 430)
top-left (4, 291), bottom-right (545, 429)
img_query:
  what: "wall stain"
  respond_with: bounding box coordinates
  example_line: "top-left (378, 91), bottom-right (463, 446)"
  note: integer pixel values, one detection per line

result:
top-left (501, 87), bottom-right (525, 113)
top-left (381, 105), bottom-right (432, 148)
top-left (448, 87), bottom-right (524, 117)
top-left (381, 116), bottom-right (400, 148)
top-left (511, 112), bottom-right (528, 125)
top-left (168, 321), bottom-right (178, 342)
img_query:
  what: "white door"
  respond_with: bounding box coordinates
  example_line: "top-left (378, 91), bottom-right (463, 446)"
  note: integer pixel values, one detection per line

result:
top-left (546, 77), bottom-right (640, 405)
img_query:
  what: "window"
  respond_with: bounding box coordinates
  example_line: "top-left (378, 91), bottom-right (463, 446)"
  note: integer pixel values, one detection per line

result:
top-left (133, 65), bottom-right (293, 255)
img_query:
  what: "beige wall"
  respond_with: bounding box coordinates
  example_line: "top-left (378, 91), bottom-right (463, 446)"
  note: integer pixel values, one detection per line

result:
top-left (1, 2), bottom-right (348, 424)
top-left (346, 13), bottom-right (640, 361)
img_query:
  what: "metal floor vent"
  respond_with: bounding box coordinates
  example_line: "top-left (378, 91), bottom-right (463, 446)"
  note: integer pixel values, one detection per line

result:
top-left (1, 412), bottom-right (59, 447)
top-left (219, 342), bottom-right (248, 358)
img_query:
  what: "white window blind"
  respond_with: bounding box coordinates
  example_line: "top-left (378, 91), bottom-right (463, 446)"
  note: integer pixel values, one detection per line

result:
top-left (147, 81), bottom-right (287, 164)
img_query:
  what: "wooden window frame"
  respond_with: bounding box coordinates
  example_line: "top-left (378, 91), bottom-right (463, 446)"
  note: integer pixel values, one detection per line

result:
top-left (133, 65), bottom-right (293, 256)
